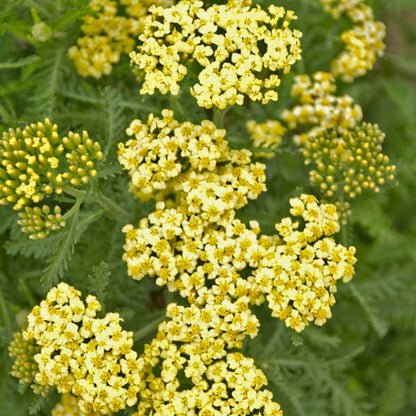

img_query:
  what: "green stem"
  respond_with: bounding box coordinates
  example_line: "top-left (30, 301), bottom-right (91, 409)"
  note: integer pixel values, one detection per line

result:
top-left (0, 288), bottom-right (11, 333)
top-left (63, 186), bottom-right (131, 222)
top-left (213, 108), bottom-right (229, 128)
top-left (94, 193), bottom-right (131, 222)
top-left (133, 315), bottom-right (165, 342)
top-left (63, 197), bottom-right (84, 220)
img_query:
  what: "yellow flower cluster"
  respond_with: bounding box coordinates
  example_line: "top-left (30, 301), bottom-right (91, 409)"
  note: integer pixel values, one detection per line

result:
top-left (52, 394), bottom-right (96, 416)
top-left (130, 0), bottom-right (302, 109)
top-left (17, 205), bottom-right (65, 240)
top-left (0, 119), bottom-right (102, 210)
top-left (303, 123), bottom-right (396, 201)
top-left (136, 308), bottom-right (282, 416)
top-left (246, 119), bottom-right (286, 158)
top-left (254, 194), bottom-right (356, 332)
top-left (320, 0), bottom-right (386, 82)
top-left (118, 109), bottom-right (266, 213)
top-left (69, 0), bottom-right (172, 78)
top-left (117, 103), bottom-right (356, 411)
top-left (14, 283), bottom-right (141, 415)
top-left (8, 332), bottom-right (50, 396)
top-left (121, 111), bottom-right (356, 335)
top-left (281, 71), bottom-right (363, 145)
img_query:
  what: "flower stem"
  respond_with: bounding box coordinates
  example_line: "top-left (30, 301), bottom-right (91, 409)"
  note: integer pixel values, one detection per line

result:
top-left (63, 186), bottom-right (131, 222)
top-left (94, 192), bottom-right (132, 222)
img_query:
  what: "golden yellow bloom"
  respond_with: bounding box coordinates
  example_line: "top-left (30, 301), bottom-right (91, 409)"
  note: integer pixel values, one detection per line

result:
top-left (19, 282), bottom-right (142, 415)
top-left (281, 71), bottom-right (363, 145)
top-left (246, 119), bottom-right (286, 158)
top-left (136, 310), bottom-right (282, 416)
top-left (131, 0), bottom-right (302, 108)
top-left (254, 194), bottom-right (357, 332)
top-left (320, 0), bottom-right (386, 81)
top-left (69, 0), bottom-right (172, 78)
top-left (118, 110), bottom-right (266, 213)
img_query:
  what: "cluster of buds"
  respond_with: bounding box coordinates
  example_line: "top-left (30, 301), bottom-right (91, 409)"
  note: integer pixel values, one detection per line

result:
top-left (0, 119), bottom-right (102, 237)
top-left (17, 205), bottom-right (65, 240)
top-left (131, 0), bottom-right (302, 109)
top-left (0, 119), bottom-right (102, 209)
top-left (8, 333), bottom-right (50, 396)
top-left (304, 123), bottom-right (396, 203)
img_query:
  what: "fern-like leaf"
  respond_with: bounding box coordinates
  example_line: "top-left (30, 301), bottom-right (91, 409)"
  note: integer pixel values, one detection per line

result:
top-left (40, 202), bottom-right (81, 291)
top-left (87, 261), bottom-right (111, 304)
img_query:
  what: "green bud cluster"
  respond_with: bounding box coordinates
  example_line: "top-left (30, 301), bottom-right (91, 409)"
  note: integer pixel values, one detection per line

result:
top-left (17, 205), bottom-right (66, 240)
top-left (303, 122), bottom-right (396, 201)
top-left (0, 118), bottom-right (103, 211)
top-left (8, 332), bottom-right (50, 396)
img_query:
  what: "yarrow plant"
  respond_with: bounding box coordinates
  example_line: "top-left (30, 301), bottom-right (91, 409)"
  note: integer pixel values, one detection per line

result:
top-left (3, 0), bottom-right (402, 415)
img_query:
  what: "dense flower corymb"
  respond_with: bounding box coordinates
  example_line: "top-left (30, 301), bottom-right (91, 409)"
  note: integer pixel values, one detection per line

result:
top-left (130, 0), bottom-right (302, 108)
top-left (320, 0), bottom-right (386, 82)
top-left (11, 283), bottom-right (142, 415)
top-left (69, 0), bottom-right (172, 78)
top-left (136, 309), bottom-right (282, 416)
top-left (254, 194), bottom-right (357, 332)
top-left (118, 110), bottom-right (266, 212)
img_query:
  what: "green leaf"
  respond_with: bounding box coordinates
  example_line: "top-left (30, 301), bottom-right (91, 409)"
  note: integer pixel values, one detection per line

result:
top-left (378, 372), bottom-right (406, 416)
top-left (40, 201), bottom-right (81, 291)
top-left (5, 233), bottom-right (62, 259)
top-left (0, 55), bottom-right (40, 70)
top-left (95, 162), bottom-right (123, 179)
top-left (87, 261), bottom-right (111, 304)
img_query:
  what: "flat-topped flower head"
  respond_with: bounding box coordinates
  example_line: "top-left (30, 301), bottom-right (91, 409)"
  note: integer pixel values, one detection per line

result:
top-left (281, 71), bottom-right (363, 145)
top-left (118, 110), bottom-right (266, 213)
top-left (69, 0), bottom-right (173, 78)
top-left (15, 282), bottom-right (142, 415)
top-left (137, 310), bottom-right (282, 416)
top-left (254, 194), bottom-right (357, 332)
top-left (130, 0), bottom-right (302, 108)
top-left (0, 119), bottom-right (102, 211)
top-left (320, 0), bottom-right (386, 82)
